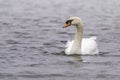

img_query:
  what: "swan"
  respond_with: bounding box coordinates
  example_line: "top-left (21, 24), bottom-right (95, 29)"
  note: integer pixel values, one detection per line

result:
top-left (63, 17), bottom-right (99, 55)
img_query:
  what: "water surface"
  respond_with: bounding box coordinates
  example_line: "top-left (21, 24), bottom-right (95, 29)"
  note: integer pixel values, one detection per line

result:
top-left (0, 0), bottom-right (120, 80)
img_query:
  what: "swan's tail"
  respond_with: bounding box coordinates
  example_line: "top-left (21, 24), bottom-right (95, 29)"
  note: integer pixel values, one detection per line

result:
top-left (90, 36), bottom-right (97, 40)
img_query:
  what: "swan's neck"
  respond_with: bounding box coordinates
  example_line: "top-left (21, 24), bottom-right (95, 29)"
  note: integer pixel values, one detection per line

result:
top-left (70, 22), bottom-right (83, 54)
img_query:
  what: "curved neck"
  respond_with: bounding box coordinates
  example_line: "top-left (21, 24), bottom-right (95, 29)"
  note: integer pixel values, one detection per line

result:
top-left (70, 22), bottom-right (83, 54)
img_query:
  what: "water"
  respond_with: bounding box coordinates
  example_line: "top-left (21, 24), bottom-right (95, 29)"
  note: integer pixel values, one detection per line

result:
top-left (0, 0), bottom-right (120, 80)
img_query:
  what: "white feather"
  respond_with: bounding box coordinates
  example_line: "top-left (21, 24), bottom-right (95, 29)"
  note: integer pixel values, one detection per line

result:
top-left (65, 37), bottom-right (99, 55)
top-left (64, 17), bottom-right (99, 55)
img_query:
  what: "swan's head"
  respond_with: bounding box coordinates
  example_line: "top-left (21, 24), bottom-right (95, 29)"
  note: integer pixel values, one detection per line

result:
top-left (63, 17), bottom-right (83, 28)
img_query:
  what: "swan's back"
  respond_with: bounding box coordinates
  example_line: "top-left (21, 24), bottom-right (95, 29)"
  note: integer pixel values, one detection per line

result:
top-left (65, 36), bottom-right (99, 55)
top-left (81, 36), bottom-right (99, 55)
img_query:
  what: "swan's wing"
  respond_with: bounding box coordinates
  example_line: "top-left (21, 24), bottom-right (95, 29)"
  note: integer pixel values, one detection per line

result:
top-left (90, 36), bottom-right (99, 54)
top-left (65, 40), bottom-right (74, 55)
top-left (90, 36), bottom-right (97, 40)
top-left (65, 40), bottom-right (74, 48)
top-left (81, 37), bottom-right (99, 55)
top-left (65, 40), bottom-right (70, 48)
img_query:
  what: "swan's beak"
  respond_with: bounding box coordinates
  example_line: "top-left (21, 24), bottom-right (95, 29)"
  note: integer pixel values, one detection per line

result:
top-left (63, 22), bottom-right (71, 28)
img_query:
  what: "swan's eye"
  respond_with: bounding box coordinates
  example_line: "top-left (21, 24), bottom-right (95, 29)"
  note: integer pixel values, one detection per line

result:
top-left (63, 20), bottom-right (73, 28)
top-left (66, 20), bottom-right (73, 24)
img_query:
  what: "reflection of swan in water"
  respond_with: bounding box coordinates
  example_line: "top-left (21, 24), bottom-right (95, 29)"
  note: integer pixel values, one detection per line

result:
top-left (63, 17), bottom-right (99, 55)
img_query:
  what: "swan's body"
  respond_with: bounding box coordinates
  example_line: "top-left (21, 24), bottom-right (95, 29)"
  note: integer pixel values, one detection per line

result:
top-left (65, 37), bottom-right (99, 55)
top-left (63, 17), bottom-right (99, 55)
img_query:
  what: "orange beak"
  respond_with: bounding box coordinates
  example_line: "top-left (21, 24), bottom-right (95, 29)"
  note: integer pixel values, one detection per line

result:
top-left (63, 22), bottom-right (71, 28)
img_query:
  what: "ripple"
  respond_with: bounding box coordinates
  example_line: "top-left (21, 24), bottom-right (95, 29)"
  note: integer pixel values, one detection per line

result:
top-left (0, 0), bottom-right (120, 80)
top-left (5, 40), bottom-right (21, 44)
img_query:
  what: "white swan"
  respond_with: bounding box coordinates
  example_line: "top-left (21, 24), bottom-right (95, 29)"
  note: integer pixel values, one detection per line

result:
top-left (63, 17), bottom-right (99, 55)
